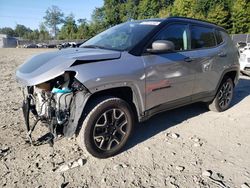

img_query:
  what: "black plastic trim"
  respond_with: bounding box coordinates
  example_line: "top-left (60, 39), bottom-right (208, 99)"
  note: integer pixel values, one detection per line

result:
top-left (71, 58), bottom-right (119, 67)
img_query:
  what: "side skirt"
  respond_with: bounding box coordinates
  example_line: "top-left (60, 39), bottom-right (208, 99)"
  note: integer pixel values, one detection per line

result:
top-left (139, 92), bottom-right (215, 122)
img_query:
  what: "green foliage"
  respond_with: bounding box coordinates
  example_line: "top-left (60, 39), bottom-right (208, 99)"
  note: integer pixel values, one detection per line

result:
top-left (0, 23), bottom-right (51, 41)
top-left (232, 0), bottom-right (250, 33)
top-left (138, 0), bottom-right (160, 19)
top-left (171, 0), bottom-right (205, 19)
top-left (90, 7), bottom-right (107, 35)
top-left (206, 3), bottom-right (231, 30)
top-left (92, 7), bottom-right (105, 24)
top-left (58, 14), bottom-right (78, 40)
top-left (39, 23), bottom-right (51, 41)
top-left (76, 19), bottom-right (90, 39)
top-left (43, 5), bottom-right (64, 37)
top-left (15, 24), bottom-right (32, 37)
top-left (86, 0), bottom-right (249, 35)
top-left (77, 23), bottom-right (89, 39)
top-left (1, 0), bottom-right (249, 42)
top-left (24, 29), bottom-right (40, 40)
top-left (104, 0), bottom-right (123, 26)
top-left (122, 0), bottom-right (139, 21)
top-left (0, 27), bottom-right (16, 37)
top-left (171, 0), bottom-right (196, 17)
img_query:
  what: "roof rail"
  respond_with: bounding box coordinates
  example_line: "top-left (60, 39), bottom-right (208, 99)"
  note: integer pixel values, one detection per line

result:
top-left (168, 16), bottom-right (218, 26)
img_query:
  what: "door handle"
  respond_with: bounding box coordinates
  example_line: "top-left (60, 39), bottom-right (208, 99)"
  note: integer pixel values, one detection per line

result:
top-left (218, 51), bottom-right (227, 57)
top-left (184, 57), bottom-right (193, 62)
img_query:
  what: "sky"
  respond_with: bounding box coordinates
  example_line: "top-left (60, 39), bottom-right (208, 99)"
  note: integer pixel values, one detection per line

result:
top-left (0, 0), bottom-right (104, 29)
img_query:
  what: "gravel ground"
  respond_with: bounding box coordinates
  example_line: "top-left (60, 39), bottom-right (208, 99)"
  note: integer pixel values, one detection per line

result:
top-left (0, 48), bottom-right (250, 188)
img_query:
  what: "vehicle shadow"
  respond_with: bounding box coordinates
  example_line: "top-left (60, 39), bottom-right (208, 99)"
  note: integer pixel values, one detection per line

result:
top-left (125, 103), bottom-right (207, 151)
top-left (125, 76), bottom-right (250, 152)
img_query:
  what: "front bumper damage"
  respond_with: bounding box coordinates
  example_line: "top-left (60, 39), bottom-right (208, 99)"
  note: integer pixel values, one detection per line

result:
top-left (22, 85), bottom-right (91, 146)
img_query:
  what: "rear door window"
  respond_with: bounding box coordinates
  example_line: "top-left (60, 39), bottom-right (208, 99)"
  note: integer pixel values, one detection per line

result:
top-left (191, 26), bottom-right (216, 49)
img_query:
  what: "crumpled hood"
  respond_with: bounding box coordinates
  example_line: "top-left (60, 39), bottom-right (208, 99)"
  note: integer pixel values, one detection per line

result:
top-left (16, 48), bottom-right (121, 86)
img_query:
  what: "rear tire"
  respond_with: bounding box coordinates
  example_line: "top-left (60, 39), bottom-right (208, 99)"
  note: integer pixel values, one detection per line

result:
top-left (78, 97), bottom-right (134, 158)
top-left (208, 77), bottom-right (234, 112)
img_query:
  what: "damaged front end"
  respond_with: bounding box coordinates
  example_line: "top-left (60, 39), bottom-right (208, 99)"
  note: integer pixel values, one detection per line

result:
top-left (16, 48), bottom-right (121, 147)
top-left (21, 71), bottom-right (90, 145)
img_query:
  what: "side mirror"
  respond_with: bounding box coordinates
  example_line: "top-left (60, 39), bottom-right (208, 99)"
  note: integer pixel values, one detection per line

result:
top-left (147, 40), bottom-right (175, 54)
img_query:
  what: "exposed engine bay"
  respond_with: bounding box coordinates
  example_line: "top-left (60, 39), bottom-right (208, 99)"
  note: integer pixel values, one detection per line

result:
top-left (22, 72), bottom-right (90, 145)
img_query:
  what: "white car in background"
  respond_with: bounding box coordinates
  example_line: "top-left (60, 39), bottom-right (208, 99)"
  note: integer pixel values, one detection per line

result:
top-left (237, 42), bottom-right (247, 53)
top-left (239, 43), bottom-right (250, 76)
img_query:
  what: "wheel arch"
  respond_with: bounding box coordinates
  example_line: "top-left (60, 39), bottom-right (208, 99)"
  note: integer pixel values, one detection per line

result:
top-left (207, 68), bottom-right (239, 103)
top-left (217, 68), bottom-right (239, 91)
top-left (82, 86), bottom-right (142, 123)
top-left (223, 70), bottom-right (238, 86)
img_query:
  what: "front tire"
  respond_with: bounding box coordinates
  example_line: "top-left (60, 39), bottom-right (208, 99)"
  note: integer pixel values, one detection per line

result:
top-left (208, 77), bottom-right (234, 112)
top-left (78, 97), bottom-right (134, 158)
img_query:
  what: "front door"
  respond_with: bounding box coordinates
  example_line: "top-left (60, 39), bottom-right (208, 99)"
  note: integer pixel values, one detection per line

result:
top-left (143, 23), bottom-right (196, 110)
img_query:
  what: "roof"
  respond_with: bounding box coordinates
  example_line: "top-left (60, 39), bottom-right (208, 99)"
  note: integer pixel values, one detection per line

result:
top-left (166, 16), bottom-right (227, 32)
top-left (136, 16), bottom-right (227, 32)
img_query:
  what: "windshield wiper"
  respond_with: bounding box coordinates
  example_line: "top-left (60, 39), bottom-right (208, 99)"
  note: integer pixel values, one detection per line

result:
top-left (81, 44), bottom-right (123, 52)
top-left (81, 45), bottom-right (107, 49)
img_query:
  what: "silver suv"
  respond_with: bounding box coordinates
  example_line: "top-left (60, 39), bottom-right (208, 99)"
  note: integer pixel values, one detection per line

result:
top-left (16, 17), bottom-right (239, 158)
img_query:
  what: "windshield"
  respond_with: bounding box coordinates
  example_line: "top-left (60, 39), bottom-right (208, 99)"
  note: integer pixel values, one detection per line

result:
top-left (80, 21), bottom-right (161, 51)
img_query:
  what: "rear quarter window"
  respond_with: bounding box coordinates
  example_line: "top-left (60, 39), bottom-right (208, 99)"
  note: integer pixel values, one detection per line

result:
top-left (191, 26), bottom-right (216, 49)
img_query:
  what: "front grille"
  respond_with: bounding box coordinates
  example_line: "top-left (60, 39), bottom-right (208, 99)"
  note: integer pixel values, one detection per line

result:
top-left (248, 58), bottom-right (250, 63)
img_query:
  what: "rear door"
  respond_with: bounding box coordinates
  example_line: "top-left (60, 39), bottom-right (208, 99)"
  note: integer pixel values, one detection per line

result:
top-left (187, 25), bottom-right (226, 97)
top-left (143, 23), bottom-right (196, 110)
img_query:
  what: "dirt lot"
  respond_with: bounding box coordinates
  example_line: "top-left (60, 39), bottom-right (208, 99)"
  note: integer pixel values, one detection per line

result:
top-left (0, 48), bottom-right (250, 188)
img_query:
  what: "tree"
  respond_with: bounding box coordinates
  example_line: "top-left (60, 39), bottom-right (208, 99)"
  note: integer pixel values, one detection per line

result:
top-left (171, 0), bottom-right (204, 19)
top-left (119, 0), bottom-right (139, 22)
top-left (76, 19), bottom-right (90, 39)
top-left (77, 24), bottom-right (89, 39)
top-left (207, 3), bottom-right (231, 30)
top-left (232, 0), bottom-right (250, 33)
top-left (39, 23), bottom-right (51, 41)
top-left (15, 24), bottom-right (32, 37)
top-left (89, 7), bottom-right (107, 36)
top-left (196, 0), bottom-right (232, 16)
top-left (138, 0), bottom-right (160, 19)
top-left (0, 27), bottom-right (16, 36)
top-left (92, 7), bottom-right (105, 24)
top-left (57, 14), bottom-right (78, 40)
top-left (2, 0), bottom-right (249, 41)
top-left (158, 6), bottom-right (173, 18)
top-left (43, 5), bottom-right (64, 37)
top-left (24, 29), bottom-right (40, 40)
top-left (104, 0), bottom-right (120, 26)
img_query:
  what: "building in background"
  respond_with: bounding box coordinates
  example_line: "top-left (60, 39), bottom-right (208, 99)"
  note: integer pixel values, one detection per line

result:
top-left (0, 34), bottom-right (17, 48)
